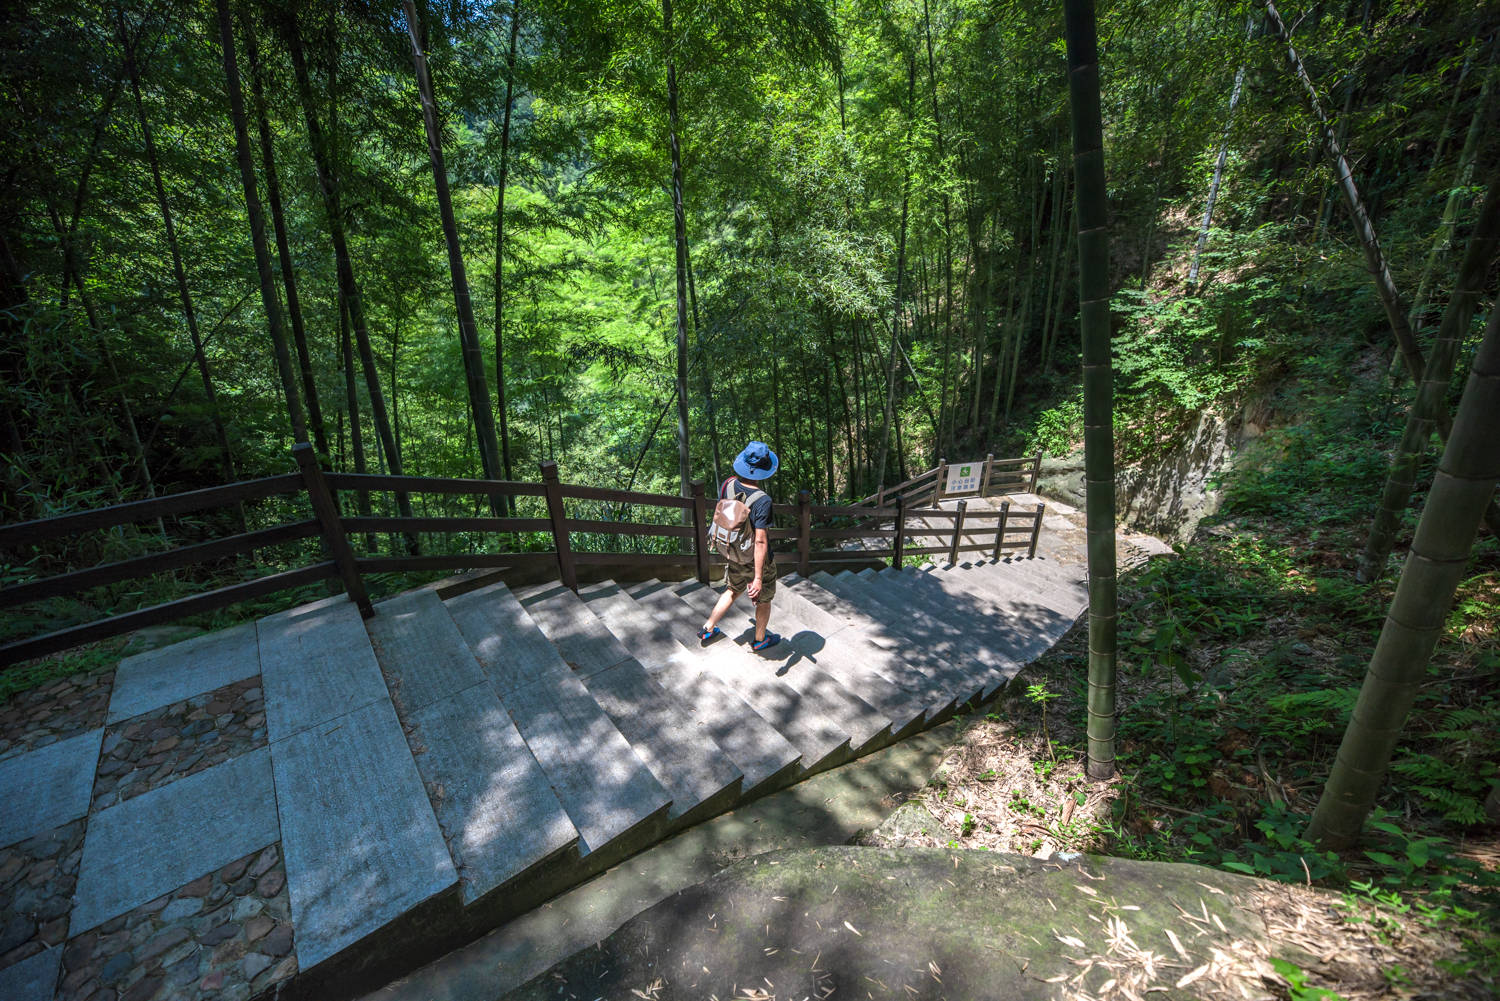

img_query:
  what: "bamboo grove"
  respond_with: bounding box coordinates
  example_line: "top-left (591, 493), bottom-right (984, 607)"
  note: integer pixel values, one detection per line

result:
top-left (2, 0), bottom-right (1488, 521)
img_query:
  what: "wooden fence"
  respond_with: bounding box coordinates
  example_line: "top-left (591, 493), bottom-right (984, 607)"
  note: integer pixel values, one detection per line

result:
top-left (0, 444), bottom-right (1044, 668)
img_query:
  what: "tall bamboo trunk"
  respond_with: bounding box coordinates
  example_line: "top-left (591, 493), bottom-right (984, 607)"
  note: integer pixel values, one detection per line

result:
top-left (243, 10), bottom-right (328, 459)
top-left (45, 195), bottom-right (158, 508)
top-left (340, 290), bottom-right (376, 551)
top-left (119, 10), bottom-right (237, 488)
top-left (1357, 169), bottom-right (1500, 582)
top-left (1064, 0), bottom-right (1118, 781)
top-left (685, 248), bottom-right (722, 486)
top-left (1189, 61), bottom-right (1246, 285)
top-left (1408, 54), bottom-right (1495, 334)
top-left (214, 0), bottom-right (308, 449)
top-left (924, 0), bottom-right (955, 455)
top-left (1308, 305), bottom-right (1500, 849)
top-left (875, 56), bottom-right (917, 490)
top-left (403, 0), bottom-right (503, 515)
top-left (283, 12), bottom-right (415, 537)
top-left (663, 0), bottom-right (692, 515)
top-left (1263, 0), bottom-right (1422, 384)
top-left (493, 0), bottom-right (520, 509)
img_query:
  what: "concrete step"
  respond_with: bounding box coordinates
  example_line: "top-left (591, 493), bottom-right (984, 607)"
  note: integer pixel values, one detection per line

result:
top-left (578, 581), bottom-right (802, 794)
top-left (673, 581), bottom-right (895, 753)
top-left (777, 576), bottom-right (960, 717)
top-left (444, 583), bottom-right (673, 867)
top-left (934, 560), bottom-right (1086, 620)
top-left (258, 598), bottom-right (458, 971)
top-left (761, 580), bottom-right (933, 734)
top-left (899, 567), bottom-right (1082, 647)
top-left (521, 583), bottom-right (744, 826)
top-left (809, 571), bottom-right (995, 705)
top-left (626, 581), bottom-right (853, 774)
top-left (501, 670), bottom-right (673, 866)
top-left (374, 590), bottom-right (578, 905)
top-left (862, 570), bottom-right (1031, 695)
top-left (997, 555), bottom-right (1088, 592)
top-left (516, 582), bottom-right (633, 678)
top-left (866, 569), bottom-right (1050, 680)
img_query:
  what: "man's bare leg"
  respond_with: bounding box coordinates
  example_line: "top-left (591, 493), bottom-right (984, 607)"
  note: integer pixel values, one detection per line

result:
top-left (703, 586), bottom-right (738, 634)
top-left (754, 601), bottom-right (772, 642)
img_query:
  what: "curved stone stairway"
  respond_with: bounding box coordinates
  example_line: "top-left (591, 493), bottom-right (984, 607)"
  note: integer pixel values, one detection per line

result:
top-left (0, 493), bottom-right (1165, 1001)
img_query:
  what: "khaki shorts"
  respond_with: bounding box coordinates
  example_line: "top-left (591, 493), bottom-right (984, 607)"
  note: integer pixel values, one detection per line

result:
top-left (724, 558), bottom-right (777, 604)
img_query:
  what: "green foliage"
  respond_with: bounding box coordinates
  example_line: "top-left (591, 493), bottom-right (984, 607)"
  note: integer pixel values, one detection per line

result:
top-left (1022, 396), bottom-right (1083, 458)
top-left (1269, 957), bottom-right (1347, 1001)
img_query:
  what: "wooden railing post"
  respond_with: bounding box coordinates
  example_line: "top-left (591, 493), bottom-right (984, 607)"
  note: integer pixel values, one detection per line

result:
top-left (949, 499), bottom-right (966, 566)
top-left (540, 460), bottom-right (577, 591)
top-left (1029, 451), bottom-right (1042, 492)
top-left (691, 479), bottom-right (710, 585)
top-left (934, 457), bottom-right (946, 505)
top-left (797, 490), bottom-right (812, 577)
top-left (893, 495), bottom-right (906, 570)
top-left (1029, 503), bottom-right (1045, 559)
top-left (992, 500), bottom-right (1010, 561)
top-left (981, 453), bottom-right (994, 496)
top-left (294, 442), bottom-right (373, 618)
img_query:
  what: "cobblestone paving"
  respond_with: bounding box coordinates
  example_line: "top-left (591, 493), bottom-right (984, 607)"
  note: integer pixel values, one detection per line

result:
top-left (0, 670), bottom-right (114, 760)
top-left (0, 818), bottom-right (84, 972)
top-left (57, 843), bottom-right (296, 1001)
top-left (91, 678), bottom-right (266, 812)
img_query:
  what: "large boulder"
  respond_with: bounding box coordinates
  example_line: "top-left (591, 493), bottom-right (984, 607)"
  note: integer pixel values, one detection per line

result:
top-left (497, 845), bottom-right (1412, 1001)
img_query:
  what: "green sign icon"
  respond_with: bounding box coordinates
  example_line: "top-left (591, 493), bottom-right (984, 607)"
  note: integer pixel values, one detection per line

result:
top-left (961, 465), bottom-right (971, 477)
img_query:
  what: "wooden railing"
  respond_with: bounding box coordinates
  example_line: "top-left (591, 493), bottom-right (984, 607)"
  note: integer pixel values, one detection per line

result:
top-left (854, 452), bottom-right (1042, 507)
top-left (0, 443), bottom-right (1044, 668)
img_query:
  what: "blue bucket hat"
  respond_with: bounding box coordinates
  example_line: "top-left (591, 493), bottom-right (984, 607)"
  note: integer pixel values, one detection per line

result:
top-left (733, 441), bottom-right (778, 480)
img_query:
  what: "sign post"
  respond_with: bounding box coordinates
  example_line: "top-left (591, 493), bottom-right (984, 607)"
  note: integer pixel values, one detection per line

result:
top-left (944, 460), bottom-right (983, 496)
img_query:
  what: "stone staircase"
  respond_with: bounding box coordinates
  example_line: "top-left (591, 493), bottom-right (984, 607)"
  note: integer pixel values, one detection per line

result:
top-left (0, 493), bottom-right (1136, 1001)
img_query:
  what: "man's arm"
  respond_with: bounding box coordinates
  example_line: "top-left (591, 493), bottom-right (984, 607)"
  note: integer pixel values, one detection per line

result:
top-left (749, 527), bottom-right (769, 598)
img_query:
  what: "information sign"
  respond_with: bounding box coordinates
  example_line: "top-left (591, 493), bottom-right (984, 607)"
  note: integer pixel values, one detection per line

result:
top-left (945, 460), bottom-right (983, 495)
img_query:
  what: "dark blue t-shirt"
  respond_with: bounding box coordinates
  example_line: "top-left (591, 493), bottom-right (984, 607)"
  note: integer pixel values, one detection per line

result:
top-left (722, 477), bottom-right (773, 531)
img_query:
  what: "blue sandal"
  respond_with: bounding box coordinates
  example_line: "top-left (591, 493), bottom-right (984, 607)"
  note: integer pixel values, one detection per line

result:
top-left (751, 631), bottom-right (781, 652)
top-left (698, 625), bottom-right (722, 644)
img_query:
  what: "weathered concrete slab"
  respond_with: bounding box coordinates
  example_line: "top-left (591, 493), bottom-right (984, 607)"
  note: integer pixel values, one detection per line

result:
top-left (517, 585), bottom-right (633, 679)
top-left (778, 574), bottom-right (959, 713)
top-left (502, 671), bottom-right (672, 857)
top-left (259, 597), bottom-right (389, 743)
top-left (108, 621), bottom-right (260, 723)
top-left (859, 572), bottom-right (1024, 697)
top-left (0, 727), bottom-right (101, 849)
top-left (581, 582), bottom-right (801, 792)
top-left (579, 655), bottom-right (743, 821)
top-left (820, 572), bottom-right (1001, 702)
top-left (674, 582), bottom-right (892, 752)
top-left (929, 564), bottom-right (1084, 623)
top-left (0, 946), bottom-right (60, 1001)
top-left (447, 582), bottom-right (572, 696)
top-left (407, 684), bottom-right (578, 904)
top-left (367, 590), bottom-right (485, 714)
top-left (809, 571), bottom-right (994, 704)
top-left (740, 580), bottom-right (931, 734)
top-left (628, 584), bottom-right (851, 771)
top-left (270, 696), bottom-right (457, 970)
top-left (72, 746), bottom-right (279, 933)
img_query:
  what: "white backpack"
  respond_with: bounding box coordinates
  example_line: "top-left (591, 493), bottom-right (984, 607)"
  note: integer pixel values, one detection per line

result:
top-left (708, 478), bottom-right (766, 565)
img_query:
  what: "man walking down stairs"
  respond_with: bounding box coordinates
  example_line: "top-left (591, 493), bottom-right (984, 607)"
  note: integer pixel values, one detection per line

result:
top-left (698, 441), bottom-right (783, 652)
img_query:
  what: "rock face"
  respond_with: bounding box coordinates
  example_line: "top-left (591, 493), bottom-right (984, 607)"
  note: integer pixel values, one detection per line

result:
top-left (1037, 405), bottom-right (1258, 545)
top-left (497, 845), bottom-right (1295, 1001)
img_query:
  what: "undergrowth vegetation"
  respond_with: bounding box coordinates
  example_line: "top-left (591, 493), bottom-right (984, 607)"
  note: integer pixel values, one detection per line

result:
top-left (885, 351), bottom-right (1500, 992)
